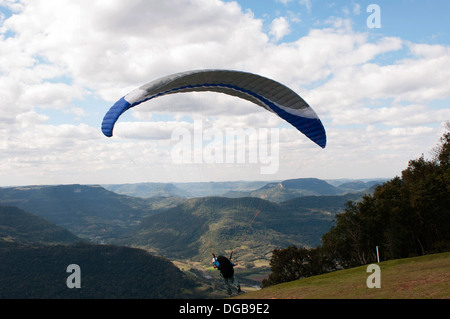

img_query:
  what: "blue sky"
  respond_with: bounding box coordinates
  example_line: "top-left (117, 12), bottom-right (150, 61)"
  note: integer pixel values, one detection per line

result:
top-left (0, 0), bottom-right (449, 186)
top-left (236, 0), bottom-right (450, 43)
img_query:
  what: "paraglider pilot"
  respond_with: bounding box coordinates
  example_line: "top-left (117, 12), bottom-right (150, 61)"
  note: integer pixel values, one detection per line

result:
top-left (212, 252), bottom-right (241, 296)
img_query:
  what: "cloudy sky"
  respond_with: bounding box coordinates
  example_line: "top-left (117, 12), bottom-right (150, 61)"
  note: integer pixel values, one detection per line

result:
top-left (1, 0), bottom-right (449, 186)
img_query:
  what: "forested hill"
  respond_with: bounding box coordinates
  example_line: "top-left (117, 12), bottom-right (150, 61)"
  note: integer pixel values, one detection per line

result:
top-left (0, 184), bottom-right (183, 242)
top-left (0, 205), bottom-right (80, 245)
top-left (0, 203), bottom-right (207, 299)
top-left (117, 193), bottom-right (363, 263)
top-left (0, 242), bottom-right (204, 299)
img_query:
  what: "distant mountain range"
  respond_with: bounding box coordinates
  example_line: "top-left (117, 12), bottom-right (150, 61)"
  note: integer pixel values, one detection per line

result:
top-left (102, 177), bottom-right (385, 200)
top-left (0, 178), bottom-right (383, 246)
top-left (102, 180), bottom-right (270, 198)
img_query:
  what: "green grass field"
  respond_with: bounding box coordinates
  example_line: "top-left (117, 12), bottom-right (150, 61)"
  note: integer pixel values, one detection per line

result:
top-left (234, 252), bottom-right (450, 299)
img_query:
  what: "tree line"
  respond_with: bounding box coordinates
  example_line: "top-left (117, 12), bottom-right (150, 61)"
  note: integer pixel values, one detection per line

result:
top-left (263, 126), bottom-right (450, 287)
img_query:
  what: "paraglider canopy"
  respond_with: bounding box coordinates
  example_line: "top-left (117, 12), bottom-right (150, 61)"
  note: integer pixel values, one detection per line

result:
top-left (101, 69), bottom-right (326, 148)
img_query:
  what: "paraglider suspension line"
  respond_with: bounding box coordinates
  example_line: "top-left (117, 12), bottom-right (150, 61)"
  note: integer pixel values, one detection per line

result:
top-left (195, 211), bottom-right (212, 252)
top-left (240, 209), bottom-right (260, 244)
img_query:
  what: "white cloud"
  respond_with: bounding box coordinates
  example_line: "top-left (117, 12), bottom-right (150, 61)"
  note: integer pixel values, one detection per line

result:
top-left (269, 16), bottom-right (291, 42)
top-left (2, 0), bottom-right (266, 98)
top-left (276, 0), bottom-right (293, 5)
top-left (309, 41), bottom-right (450, 120)
top-left (299, 0), bottom-right (312, 13)
top-left (0, 0), bottom-right (24, 12)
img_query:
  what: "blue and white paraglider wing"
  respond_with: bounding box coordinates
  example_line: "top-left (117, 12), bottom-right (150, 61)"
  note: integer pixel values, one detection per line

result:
top-left (101, 69), bottom-right (326, 148)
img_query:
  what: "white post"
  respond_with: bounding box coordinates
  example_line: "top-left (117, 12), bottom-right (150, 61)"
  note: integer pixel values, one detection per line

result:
top-left (376, 246), bottom-right (380, 263)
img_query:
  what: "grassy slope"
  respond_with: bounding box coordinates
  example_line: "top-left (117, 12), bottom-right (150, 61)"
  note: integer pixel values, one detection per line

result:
top-left (234, 252), bottom-right (450, 299)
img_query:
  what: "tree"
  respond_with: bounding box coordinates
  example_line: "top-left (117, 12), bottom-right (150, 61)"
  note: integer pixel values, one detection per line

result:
top-left (321, 196), bottom-right (384, 267)
top-left (261, 246), bottom-right (335, 287)
top-left (433, 122), bottom-right (450, 166)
